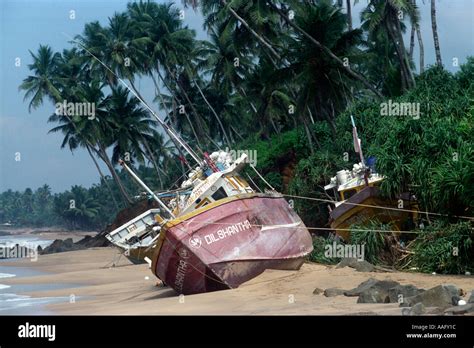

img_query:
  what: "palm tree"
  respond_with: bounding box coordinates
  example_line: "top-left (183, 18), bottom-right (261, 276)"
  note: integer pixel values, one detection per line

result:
top-left (182, 50), bottom-right (233, 147)
top-left (35, 184), bottom-right (52, 209)
top-left (47, 94), bottom-right (128, 207)
top-left (20, 45), bottom-right (133, 206)
top-left (19, 45), bottom-right (62, 111)
top-left (267, 1), bottom-right (383, 98)
top-left (106, 85), bottom-right (166, 189)
top-left (76, 13), bottom-right (146, 98)
top-left (50, 68), bottom-right (133, 206)
top-left (408, 0), bottom-right (424, 73)
top-left (200, 0), bottom-right (282, 61)
top-left (195, 25), bottom-right (252, 101)
top-left (360, 0), bottom-right (418, 91)
top-left (62, 186), bottom-right (100, 229)
top-left (127, 2), bottom-right (211, 148)
top-left (284, 1), bottom-right (366, 129)
top-left (430, 0), bottom-right (442, 66)
top-left (243, 59), bottom-right (292, 136)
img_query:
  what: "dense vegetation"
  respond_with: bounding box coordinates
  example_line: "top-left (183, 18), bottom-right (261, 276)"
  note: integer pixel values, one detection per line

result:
top-left (2, 1), bottom-right (472, 273)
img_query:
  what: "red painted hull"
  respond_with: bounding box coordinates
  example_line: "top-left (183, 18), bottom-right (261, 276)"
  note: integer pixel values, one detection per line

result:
top-left (152, 195), bottom-right (313, 294)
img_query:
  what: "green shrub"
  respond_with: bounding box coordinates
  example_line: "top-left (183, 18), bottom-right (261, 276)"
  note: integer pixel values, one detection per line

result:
top-left (350, 220), bottom-right (391, 264)
top-left (309, 236), bottom-right (343, 264)
top-left (411, 221), bottom-right (474, 274)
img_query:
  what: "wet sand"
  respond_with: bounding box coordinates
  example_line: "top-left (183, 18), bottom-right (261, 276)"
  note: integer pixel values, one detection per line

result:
top-left (1, 248), bottom-right (473, 315)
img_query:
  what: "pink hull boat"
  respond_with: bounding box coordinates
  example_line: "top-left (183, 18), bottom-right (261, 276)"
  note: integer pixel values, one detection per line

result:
top-left (151, 194), bottom-right (313, 294)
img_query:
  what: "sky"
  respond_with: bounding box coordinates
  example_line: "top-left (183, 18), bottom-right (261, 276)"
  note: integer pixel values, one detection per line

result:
top-left (0, 0), bottom-right (473, 193)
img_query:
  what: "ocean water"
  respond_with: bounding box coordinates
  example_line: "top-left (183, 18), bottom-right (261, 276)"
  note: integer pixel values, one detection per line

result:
top-left (0, 234), bottom-right (54, 250)
top-left (0, 236), bottom-right (80, 314)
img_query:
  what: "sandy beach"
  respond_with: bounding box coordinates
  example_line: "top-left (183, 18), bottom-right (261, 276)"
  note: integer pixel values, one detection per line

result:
top-left (1, 247), bottom-right (473, 315)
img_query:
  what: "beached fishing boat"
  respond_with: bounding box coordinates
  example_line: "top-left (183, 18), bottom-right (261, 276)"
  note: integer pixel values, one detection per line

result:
top-left (110, 151), bottom-right (312, 294)
top-left (324, 117), bottom-right (418, 241)
top-left (105, 209), bottom-right (161, 264)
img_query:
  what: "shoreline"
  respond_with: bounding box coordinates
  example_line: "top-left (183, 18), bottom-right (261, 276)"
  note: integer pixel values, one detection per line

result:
top-left (0, 227), bottom-right (97, 243)
top-left (1, 248), bottom-right (473, 315)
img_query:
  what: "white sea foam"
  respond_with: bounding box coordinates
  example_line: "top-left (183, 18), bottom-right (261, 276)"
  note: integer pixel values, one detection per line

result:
top-left (0, 272), bottom-right (16, 279)
top-left (0, 284), bottom-right (11, 290)
top-left (0, 293), bottom-right (71, 313)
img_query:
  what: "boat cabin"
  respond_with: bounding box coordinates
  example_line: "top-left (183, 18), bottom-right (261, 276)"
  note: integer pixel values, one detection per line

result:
top-left (178, 154), bottom-right (254, 215)
top-left (324, 163), bottom-right (384, 206)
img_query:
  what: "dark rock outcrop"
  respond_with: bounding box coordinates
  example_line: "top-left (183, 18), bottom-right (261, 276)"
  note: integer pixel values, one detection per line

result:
top-left (400, 284), bottom-right (461, 308)
top-left (388, 284), bottom-right (425, 303)
top-left (444, 303), bottom-right (474, 315)
top-left (345, 279), bottom-right (425, 304)
top-left (40, 238), bottom-right (83, 254)
top-left (468, 290), bottom-right (474, 304)
top-left (357, 287), bottom-right (392, 303)
top-left (401, 302), bottom-right (426, 316)
top-left (344, 278), bottom-right (399, 298)
top-left (451, 295), bottom-right (463, 306)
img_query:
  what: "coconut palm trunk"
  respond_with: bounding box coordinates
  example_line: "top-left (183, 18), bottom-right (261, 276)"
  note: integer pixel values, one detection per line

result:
top-left (61, 113), bottom-right (132, 207)
top-left (409, 24), bottom-right (415, 60)
top-left (346, 0), bottom-right (352, 30)
top-left (393, 14), bottom-right (416, 88)
top-left (385, 15), bottom-right (415, 90)
top-left (96, 144), bottom-right (133, 205)
top-left (431, 0), bottom-right (442, 66)
top-left (412, 0), bottom-right (425, 74)
top-left (416, 19), bottom-right (424, 73)
top-left (163, 65), bottom-right (208, 142)
top-left (141, 136), bottom-right (164, 190)
top-left (85, 144), bottom-right (120, 210)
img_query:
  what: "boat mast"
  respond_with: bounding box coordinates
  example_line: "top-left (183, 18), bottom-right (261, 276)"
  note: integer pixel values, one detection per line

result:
top-left (351, 115), bottom-right (365, 166)
top-left (351, 115), bottom-right (369, 186)
top-left (119, 160), bottom-right (175, 218)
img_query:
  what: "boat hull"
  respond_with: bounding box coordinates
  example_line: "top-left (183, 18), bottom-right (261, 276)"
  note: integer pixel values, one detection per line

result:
top-left (151, 194), bottom-right (313, 294)
top-left (330, 186), bottom-right (418, 241)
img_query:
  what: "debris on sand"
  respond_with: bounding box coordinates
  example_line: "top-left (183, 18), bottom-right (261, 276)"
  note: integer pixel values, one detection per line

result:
top-left (312, 288), bottom-right (324, 295)
top-left (336, 258), bottom-right (375, 272)
top-left (323, 288), bottom-right (345, 297)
